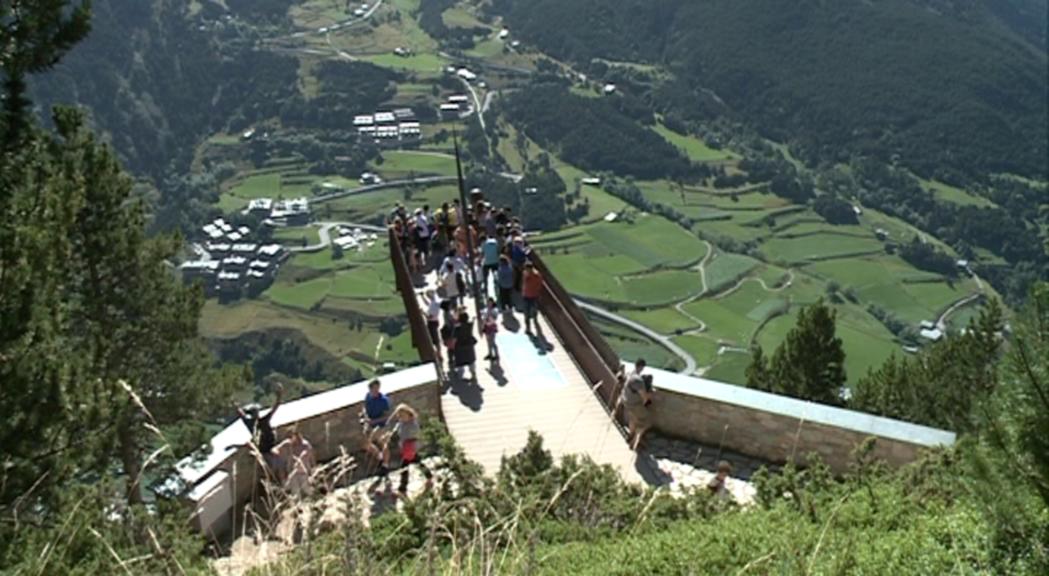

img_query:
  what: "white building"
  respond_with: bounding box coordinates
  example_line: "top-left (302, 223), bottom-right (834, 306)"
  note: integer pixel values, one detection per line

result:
top-left (257, 244), bottom-right (285, 260)
top-left (268, 196), bottom-right (308, 221)
top-left (603, 83), bottom-right (617, 94)
top-left (202, 223), bottom-right (224, 240)
top-left (581, 177), bottom-right (602, 186)
top-left (398, 122), bottom-right (421, 137)
top-left (374, 111), bottom-right (396, 124)
top-left (353, 115), bottom-right (374, 126)
top-left (439, 103), bottom-right (461, 118)
top-left (498, 29), bottom-right (510, 40)
top-left (456, 68), bottom-right (477, 82)
top-left (447, 94), bottom-right (470, 105)
top-left (920, 328), bottom-right (944, 342)
top-left (231, 243), bottom-right (258, 255)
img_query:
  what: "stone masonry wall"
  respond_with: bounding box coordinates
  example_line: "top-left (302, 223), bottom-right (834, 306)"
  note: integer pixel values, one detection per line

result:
top-left (650, 388), bottom-right (923, 474)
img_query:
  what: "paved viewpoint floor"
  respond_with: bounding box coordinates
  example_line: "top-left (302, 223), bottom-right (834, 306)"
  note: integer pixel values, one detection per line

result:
top-left (416, 271), bottom-right (645, 484)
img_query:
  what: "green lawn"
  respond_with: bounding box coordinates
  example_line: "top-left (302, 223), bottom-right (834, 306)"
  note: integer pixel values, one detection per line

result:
top-left (919, 178), bottom-right (996, 208)
top-left (273, 226), bottom-right (321, 247)
top-left (620, 270), bottom-right (704, 306)
top-left (703, 350), bottom-right (751, 385)
top-left (652, 123), bottom-right (738, 162)
top-left (541, 215), bottom-right (708, 305)
top-left (704, 253), bottom-right (760, 293)
top-left (266, 277), bottom-right (331, 310)
top-left (760, 233), bottom-right (883, 264)
top-left (360, 52), bottom-right (448, 73)
top-left (372, 151), bottom-right (457, 179)
top-left (672, 334), bottom-right (721, 367)
top-left (621, 308), bottom-right (701, 335)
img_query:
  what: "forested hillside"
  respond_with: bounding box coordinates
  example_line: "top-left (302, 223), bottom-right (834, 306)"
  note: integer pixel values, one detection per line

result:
top-left (31, 0), bottom-right (299, 182)
top-left (491, 0), bottom-right (1048, 182)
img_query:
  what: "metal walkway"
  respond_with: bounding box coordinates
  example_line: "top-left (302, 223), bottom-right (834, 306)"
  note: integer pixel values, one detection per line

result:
top-left (413, 271), bottom-right (644, 483)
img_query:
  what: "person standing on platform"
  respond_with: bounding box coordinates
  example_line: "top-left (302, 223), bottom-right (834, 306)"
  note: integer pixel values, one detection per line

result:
top-left (482, 297), bottom-right (500, 361)
top-left (440, 261), bottom-right (461, 307)
top-left (521, 262), bottom-right (543, 334)
top-left (453, 310), bottom-right (478, 381)
top-left (422, 289), bottom-right (443, 362)
top-left (496, 255), bottom-right (515, 316)
top-left (481, 233), bottom-right (500, 294)
top-left (383, 404), bottom-right (433, 498)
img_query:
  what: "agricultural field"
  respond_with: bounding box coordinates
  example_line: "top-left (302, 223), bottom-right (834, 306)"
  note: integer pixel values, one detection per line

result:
top-left (200, 235), bottom-right (417, 377)
top-left (652, 123), bottom-right (739, 163)
top-left (370, 150), bottom-right (457, 179)
top-left (538, 215), bottom-right (708, 306)
top-left (919, 178), bottom-right (997, 208)
top-left (539, 174), bottom-right (990, 383)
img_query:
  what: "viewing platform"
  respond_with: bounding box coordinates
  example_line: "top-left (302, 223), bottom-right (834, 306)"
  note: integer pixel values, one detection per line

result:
top-left (410, 267), bottom-right (644, 482)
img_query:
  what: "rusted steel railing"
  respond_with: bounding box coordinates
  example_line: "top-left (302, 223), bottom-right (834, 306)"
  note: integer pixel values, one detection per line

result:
top-left (388, 227), bottom-right (437, 365)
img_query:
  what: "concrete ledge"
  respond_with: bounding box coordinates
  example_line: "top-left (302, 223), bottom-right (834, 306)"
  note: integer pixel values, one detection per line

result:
top-left (173, 365), bottom-right (441, 539)
top-left (640, 365), bottom-right (956, 473)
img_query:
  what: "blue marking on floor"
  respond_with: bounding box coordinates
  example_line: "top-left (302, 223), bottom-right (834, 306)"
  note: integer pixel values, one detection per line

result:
top-left (496, 331), bottom-right (566, 389)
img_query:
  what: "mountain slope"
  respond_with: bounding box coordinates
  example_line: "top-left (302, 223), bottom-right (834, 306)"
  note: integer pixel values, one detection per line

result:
top-left (493, 0), bottom-right (1048, 182)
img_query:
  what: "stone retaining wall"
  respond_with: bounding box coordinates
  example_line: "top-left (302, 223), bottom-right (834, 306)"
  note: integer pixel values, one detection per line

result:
top-left (643, 367), bottom-right (955, 474)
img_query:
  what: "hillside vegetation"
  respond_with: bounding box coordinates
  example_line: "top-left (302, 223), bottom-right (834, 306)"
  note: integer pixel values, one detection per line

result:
top-left (492, 0), bottom-right (1048, 182)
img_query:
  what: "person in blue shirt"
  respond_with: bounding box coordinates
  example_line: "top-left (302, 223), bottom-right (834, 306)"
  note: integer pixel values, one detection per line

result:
top-left (481, 234), bottom-right (500, 292)
top-left (510, 235), bottom-right (529, 292)
top-left (361, 379), bottom-right (391, 474)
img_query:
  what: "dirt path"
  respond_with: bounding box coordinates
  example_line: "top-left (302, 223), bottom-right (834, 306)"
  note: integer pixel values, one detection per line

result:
top-left (712, 269), bottom-right (795, 301)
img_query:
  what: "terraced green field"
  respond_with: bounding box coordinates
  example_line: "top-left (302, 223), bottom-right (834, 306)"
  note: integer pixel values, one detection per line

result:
top-left (540, 215), bottom-right (708, 306)
top-left (372, 151), bottom-right (457, 179)
top-left (760, 233), bottom-right (883, 264)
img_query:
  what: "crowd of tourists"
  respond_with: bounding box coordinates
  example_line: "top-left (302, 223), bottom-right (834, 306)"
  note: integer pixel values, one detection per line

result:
top-left (389, 197), bottom-right (545, 380)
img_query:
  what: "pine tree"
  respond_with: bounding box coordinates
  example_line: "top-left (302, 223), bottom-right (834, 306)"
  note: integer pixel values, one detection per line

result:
top-left (748, 300), bottom-right (846, 405)
top-left (1, 3), bottom-right (240, 508)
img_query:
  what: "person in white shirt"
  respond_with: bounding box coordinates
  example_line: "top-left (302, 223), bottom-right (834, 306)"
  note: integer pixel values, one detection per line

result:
top-left (414, 206), bottom-right (432, 265)
top-left (440, 261), bottom-right (460, 306)
top-left (422, 289), bottom-right (443, 361)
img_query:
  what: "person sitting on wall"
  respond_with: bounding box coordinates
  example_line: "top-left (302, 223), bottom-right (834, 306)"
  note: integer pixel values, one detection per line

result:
top-left (232, 382), bottom-right (284, 482)
top-left (618, 370), bottom-right (652, 451)
top-left (277, 428), bottom-right (316, 497)
top-left (361, 379), bottom-right (391, 477)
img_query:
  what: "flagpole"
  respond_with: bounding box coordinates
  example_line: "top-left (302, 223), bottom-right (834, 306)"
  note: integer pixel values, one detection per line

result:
top-left (452, 131), bottom-right (484, 330)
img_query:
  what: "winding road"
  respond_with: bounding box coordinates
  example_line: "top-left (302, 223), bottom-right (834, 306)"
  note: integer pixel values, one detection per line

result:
top-left (574, 300), bottom-right (698, 375)
top-left (289, 221), bottom-right (386, 253)
top-left (311, 176), bottom-right (458, 204)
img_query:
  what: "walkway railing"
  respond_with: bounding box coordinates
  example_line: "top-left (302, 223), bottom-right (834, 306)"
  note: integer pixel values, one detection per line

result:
top-left (529, 252), bottom-right (627, 425)
top-left (388, 228), bottom-right (438, 368)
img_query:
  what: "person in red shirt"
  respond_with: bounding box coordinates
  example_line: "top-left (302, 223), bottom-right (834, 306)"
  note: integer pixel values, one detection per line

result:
top-left (521, 262), bottom-right (543, 334)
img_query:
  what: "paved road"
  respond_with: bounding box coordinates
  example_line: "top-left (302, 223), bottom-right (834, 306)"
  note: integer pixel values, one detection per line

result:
top-left (575, 300), bottom-right (697, 375)
top-left (311, 176), bottom-right (458, 204)
top-left (458, 78), bottom-right (486, 131)
top-left (289, 221), bottom-right (386, 253)
top-left (272, 0), bottom-right (385, 43)
top-left (937, 292), bottom-right (984, 330)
